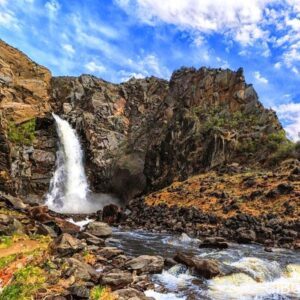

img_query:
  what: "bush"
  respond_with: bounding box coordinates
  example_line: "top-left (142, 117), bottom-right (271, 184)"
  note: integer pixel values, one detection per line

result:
top-left (266, 130), bottom-right (287, 151)
top-left (7, 119), bottom-right (36, 145)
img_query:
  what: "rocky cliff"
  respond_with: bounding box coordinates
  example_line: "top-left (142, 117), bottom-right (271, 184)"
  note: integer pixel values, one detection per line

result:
top-left (0, 40), bottom-right (296, 203)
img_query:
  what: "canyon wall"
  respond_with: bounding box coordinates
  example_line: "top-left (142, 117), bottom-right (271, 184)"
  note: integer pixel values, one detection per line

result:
top-left (0, 40), bottom-right (290, 203)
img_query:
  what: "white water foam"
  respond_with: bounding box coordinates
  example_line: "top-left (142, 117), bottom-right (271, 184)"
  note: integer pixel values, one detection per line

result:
top-left (45, 114), bottom-right (118, 213)
top-left (207, 263), bottom-right (300, 300)
top-left (67, 217), bottom-right (94, 230)
top-left (145, 290), bottom-right (186, 300)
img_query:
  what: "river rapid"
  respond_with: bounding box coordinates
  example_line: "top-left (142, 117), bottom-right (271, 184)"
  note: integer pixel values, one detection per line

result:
top-left (107, 228), bottom-right (300, 300)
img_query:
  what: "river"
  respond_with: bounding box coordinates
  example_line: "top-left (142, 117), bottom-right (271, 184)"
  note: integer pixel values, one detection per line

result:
top-left (107, 228), bottom-right (300, 300)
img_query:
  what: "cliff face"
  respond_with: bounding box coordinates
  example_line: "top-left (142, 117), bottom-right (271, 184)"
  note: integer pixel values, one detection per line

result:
top-left (0, 40), bottom-right (292, 203)
top-left (0, 40), bottom-right (55, 198)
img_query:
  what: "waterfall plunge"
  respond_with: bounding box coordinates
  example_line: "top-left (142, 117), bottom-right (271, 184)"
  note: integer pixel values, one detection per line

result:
top-left (46, 114), bottom-right (115, 214)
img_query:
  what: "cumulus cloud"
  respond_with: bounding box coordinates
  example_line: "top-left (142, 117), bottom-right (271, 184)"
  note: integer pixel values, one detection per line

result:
top-left (116, 0), bottom-right (300, 76)
top-left (62, 43), bottom-right (75, 55)
top-left (85, 61), bottom-right (106, 73)
top-left (253, 71), bottom-right (268, 84)
top-left (274, 62), bottom-right (282, 69)
top-left (116, 0), bottom-right (272, 45)
top-left (275, 102), bottom-right (300, 141)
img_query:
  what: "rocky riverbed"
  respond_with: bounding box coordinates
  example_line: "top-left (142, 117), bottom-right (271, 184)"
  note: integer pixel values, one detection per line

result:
top-left (0, 192), bottom-right (299, 299)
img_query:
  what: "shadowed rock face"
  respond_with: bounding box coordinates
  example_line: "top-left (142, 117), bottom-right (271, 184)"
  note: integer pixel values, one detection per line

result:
top-left (0, 40), bottom-right (286, 203)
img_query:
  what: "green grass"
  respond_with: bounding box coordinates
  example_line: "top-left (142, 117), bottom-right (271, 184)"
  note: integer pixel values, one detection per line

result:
top-left (0, 266), bottom-right (46, 300)
top-left (0, 254), bottom-right (17, 269)
top-left (7, 118), bottom-right (36, 145)
top-left (0, 236), bottom-right (13, 248)
top-left (90, 286), bottom-right (105, 300)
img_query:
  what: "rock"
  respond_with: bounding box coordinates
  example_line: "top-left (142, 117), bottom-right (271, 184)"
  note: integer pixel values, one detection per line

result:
top-left (0, 192), bottom-right (27, 209)
top-left (80, 232), bottom-right (105, 246)
top-left (236, 228), bottom-right (256, 243)
top-left (50, 233), bottom-right (84, 256)
top-left (0, 213), bottom-right (11, 225)
top-left (31, 149), bottom-right (55, 166)
top-left (86, 221), bottom-right (112, 238)
top-left (63, 102), bottom-right (72, 114)
top-left (174, 252), bottom-right (221, 279)
top-left (68, 284), bottom-right (90, 298)
top-left (277, 183), bottom-right (294, 194)
top-left (28, 206), bottom-right (53, 222)
top-left (8, 218), bottom-right (26, 235)
top-left (36, 223), bottom-right (58, 238)
top-left (199, 237), bottom-right (229, 249)
top-left (102, 204), bottom-right (123, 224)
top-left (54, 218), bottom-right (81, 234)
top-left (114, 288), bottom-right (154, 300)
top-left (125, 255), bottom-right (164, 274)
top-left (101, 270), bottom-right (133, 289)
top-left (97, 247), bottom-right (124, 259)
top-left (64, 258), bottom-right (99, 282)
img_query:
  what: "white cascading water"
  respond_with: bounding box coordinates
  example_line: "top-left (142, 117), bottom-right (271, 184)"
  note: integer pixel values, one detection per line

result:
top-left (45, 114), bottom-right (108, 213)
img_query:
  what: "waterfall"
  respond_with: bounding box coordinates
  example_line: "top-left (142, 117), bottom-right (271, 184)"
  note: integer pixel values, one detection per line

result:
top-left (46, 114), bottom-right (92, 213)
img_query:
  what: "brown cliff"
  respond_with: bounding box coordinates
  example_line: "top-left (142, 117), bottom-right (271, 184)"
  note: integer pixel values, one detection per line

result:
top-left (0, 40), bottom-right (297, 203)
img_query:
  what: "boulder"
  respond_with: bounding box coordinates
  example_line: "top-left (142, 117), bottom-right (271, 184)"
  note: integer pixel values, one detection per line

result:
top-left (114, 288), bottom-right (154, 300)
top-left (125, 255), bottom-right (164, 274)
top-left (50, 233), bottom-right (84, 256)
top-left (86, 221), bottom-right (112, 238)
top-left (174, 252), bottom-right (221, 279)
top-left (101, 270), bottom-right (133, 289)
top-left (236, 228), bottom-right (256, 243)
top-left (68, 285), bottom-right (90, 299)
top-left (0, 192), bottom-right (27, 209)
top-left (64, 258), bottom-right (99, 282)
top-left (97, 247), bottom-right (124, 259)
top-left (8, 218), bottom-right (26, 235)
top-left (277, 183), bottom-right (294, 194)
top-left (102, 204), bottom-right (123, 224)
top-left (199, 237), bottom-right (229, 249)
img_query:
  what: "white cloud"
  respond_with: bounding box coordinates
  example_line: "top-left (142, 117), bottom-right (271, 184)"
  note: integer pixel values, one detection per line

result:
top-left (62, 43), bottom-right (75, 55)
top-left (0, 0), bottom-right (7, 5)
top-left (116, 0), bottom-right (273, 45)
top-left (274, 62), bottom-right (282, 69)
top-left (85, 61), bottom-right (106, 73)
top-left (292, 66), bottom-right (299, 74)
top-left (132, 54), bottom-right (170, 78)
top-left (283, 48), bottom-right (300, 67)
top-left (45, 0), bottom-right (61, 15)
top-left (0, 11), bottom-right (19, 30)
top-left (275, 102), bottom-right (300, 141)
top-left (253, 71), bottom-right (268, 84)
top-left (119, 70), bottom-right (145, 82)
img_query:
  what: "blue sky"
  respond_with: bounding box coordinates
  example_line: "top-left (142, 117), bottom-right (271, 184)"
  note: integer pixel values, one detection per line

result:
top-left (0, 0), bottom-right (300, 141)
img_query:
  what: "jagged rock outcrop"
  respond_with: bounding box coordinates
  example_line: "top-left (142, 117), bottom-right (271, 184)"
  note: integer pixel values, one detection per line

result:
top-left (0, 40), bottom-right (56, 197)
top-left (51, 68), bottom-right (284, 199)
top-left (0, 40), bottom-right (291, 203)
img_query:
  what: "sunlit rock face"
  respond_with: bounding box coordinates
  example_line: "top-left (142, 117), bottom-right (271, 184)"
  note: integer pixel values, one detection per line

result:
top-left (0, 40), bottom-right (54, 197)
top-left (0, 40), bottom-right (287, 202)
top-left (51, 67), bottom-right (283, 198)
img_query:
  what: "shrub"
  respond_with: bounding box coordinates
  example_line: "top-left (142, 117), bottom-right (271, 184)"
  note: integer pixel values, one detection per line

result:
top-left (7, 118), bottom-right (36, 145)
top-left (266, 130), bottom-right (287, 151)
top-left (90, 286), bottom-right (117, 300)
top-left (271, 141), bottom-right (296, 163)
